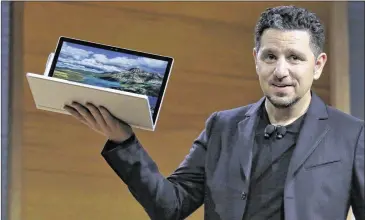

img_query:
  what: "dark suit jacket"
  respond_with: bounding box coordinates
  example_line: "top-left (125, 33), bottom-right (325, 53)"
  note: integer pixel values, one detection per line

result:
top-left (101, 92), bottom-right (364, 220)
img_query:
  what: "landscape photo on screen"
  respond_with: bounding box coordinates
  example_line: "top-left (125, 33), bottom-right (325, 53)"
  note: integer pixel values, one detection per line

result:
top-left (53, 41), bottom-right (169, 115)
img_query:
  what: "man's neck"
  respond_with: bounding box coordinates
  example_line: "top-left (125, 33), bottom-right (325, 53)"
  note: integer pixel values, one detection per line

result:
top-left (265, 93), bottom-right (311, 126)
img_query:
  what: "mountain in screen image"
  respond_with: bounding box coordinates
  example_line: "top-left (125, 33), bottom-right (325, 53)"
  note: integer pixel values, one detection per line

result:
top-left (54, 66), bottom-right (163, 97)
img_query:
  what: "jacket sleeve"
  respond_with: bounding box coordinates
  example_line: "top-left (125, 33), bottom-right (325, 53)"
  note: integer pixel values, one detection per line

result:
top-left (101, 112), bottom-right (218, 220)
top-left (350, 124), bottom-right (364, 220)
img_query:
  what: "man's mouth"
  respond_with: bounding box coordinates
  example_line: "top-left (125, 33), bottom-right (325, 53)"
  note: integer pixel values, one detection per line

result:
top-left (272, 84), bottom-right (292, 87)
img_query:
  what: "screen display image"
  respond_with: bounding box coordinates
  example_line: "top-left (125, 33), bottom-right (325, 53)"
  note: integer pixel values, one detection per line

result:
top-left (52, 41), bottom-right (169, 116)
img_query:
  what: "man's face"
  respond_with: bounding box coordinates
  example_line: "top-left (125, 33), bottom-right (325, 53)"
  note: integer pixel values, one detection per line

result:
top-left (253, 29), bottom-right (326, 108)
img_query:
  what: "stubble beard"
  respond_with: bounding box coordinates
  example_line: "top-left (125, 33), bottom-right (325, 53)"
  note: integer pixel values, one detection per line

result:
top-left (266, 94), bottom-right (301, 109)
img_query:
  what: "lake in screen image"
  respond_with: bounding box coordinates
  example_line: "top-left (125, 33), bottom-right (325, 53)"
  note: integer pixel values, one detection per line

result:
top-left (53, 42), bottom-right (169, 115)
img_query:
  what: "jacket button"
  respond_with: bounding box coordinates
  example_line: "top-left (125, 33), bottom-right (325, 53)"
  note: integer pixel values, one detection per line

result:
top-left (241, 192), bottom-right (247, 200)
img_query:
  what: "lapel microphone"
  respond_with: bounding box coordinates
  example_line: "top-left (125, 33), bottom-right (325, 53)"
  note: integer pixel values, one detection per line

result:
top-left (276, 126), bottom-right (287, 139)
top-left (264, 124), bottom-right (276, 138)
top-left (264, 124), bottom-right (287, 139)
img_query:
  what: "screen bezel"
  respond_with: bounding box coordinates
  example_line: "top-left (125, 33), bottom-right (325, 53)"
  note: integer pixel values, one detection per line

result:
top-left (48, 36), bottom-right (174, 124)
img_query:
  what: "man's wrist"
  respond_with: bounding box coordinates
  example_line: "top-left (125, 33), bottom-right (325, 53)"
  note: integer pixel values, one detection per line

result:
top-left (109, 133), bottom-right (136, 145)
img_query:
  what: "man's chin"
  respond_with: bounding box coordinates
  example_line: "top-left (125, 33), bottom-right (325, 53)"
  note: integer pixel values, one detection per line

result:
top-left (266, 95), bottom-right (299, 109)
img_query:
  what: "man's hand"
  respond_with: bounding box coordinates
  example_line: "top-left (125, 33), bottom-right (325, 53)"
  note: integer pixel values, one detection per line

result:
top-left (64, 102), bottom-right (133, 143)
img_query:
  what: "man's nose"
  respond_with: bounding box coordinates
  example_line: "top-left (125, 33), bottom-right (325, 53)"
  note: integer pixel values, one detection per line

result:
top-left (273, 59), bottom-right (290, 78)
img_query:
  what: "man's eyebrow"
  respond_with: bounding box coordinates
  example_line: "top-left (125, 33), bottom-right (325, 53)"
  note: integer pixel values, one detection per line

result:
top-left (260, 48), bottom-right (276, 54)
top-left (286, 48), bottom-right (306, 57)
top-left (260, 48), bottom-right (307, 57)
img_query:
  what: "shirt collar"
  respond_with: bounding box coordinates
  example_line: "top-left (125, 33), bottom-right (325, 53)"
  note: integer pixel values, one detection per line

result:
top-left (261, 105), bottom-right (306, 134)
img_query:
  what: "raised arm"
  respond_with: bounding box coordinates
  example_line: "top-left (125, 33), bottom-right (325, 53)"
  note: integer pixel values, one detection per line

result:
top-left (64, 101), bottom-right (218, 220)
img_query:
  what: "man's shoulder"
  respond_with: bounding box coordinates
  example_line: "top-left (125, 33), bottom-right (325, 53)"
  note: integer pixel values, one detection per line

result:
top-left (326, 105), bottom-right (364, 128)
top-left (210, 103), bottom-right (256, 125)
top-left (217, 104), bottom-right (252, 117)
top-left (320, 105), bottom-right (364, 146)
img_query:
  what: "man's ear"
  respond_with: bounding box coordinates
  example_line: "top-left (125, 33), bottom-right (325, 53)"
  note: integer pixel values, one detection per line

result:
top-left (253, 47), bottom-right (258, 69)
top-left (313, 52), bottom-right (327, 80)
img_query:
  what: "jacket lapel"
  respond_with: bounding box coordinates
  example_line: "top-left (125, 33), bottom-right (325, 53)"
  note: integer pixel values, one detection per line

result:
top-left (236, 97), bottom-right (265, 181)
top-left (235, 92), bottom-right (330, 184)
top-left (286, 92), bottom-right (330, 183)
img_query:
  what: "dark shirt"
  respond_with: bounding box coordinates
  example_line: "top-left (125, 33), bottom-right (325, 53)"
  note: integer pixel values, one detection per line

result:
top-left (242, 106), bottom-right (306, 220)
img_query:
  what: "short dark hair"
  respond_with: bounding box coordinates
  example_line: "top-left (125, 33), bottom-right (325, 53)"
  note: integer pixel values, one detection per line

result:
top-left (254, 5), bottom-right (325, 57)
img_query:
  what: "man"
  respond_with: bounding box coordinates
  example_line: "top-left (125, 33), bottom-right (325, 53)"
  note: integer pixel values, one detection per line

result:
top-left (64, 5), bottom-right (364, 220)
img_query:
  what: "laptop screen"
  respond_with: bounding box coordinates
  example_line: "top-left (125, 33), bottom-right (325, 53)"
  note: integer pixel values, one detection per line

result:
top-left (49, 37), bottom-right (173, 124)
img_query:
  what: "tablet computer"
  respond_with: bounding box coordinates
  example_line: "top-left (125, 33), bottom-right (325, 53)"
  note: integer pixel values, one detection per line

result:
top-left (27, 36), bottom-right (174, 131)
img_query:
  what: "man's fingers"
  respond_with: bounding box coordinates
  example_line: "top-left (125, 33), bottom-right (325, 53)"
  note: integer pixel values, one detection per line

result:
top-left (66, 104), bottom-right (133, 142)
top-left (85, 102), bottom-right (110, 132)
top-left (70, 102), bottom-right (98, 129)
top-left (64, 105), bottom-right (87, 125)
top-left (98, 106), bottom-right (123, 129)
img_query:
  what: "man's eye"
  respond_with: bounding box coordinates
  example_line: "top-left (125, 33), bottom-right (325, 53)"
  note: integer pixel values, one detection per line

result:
top-left (289, 55), bottom-right (300, 61)
top-left (267, 54), bottom-right (276, 60)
